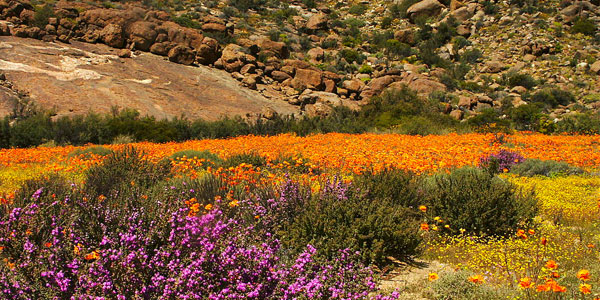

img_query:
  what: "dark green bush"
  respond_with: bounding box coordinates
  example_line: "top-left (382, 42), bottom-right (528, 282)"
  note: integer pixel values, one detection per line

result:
top-left (530, 88), bottom-right (575, 108)
top-left (84, 147), bottom-right (172, 198)
top-left (169, 149), bottom-right (223, 168)
top-left (68, 146), bottom-right (112, 159)
top-left (556, 112), bottom-right (600, 134)
top-left (510, 103), bottom-right (544, 130)
top-left (423, 167), bottom-right (538, 236)
top-left (172, 14), bottom-right (202, 29)
top-left (33, 5), bottom-right (54, 28)
top-left (385, 39), bottom-right (413, 59)
top-left (511, 159), bottom-right (584, 177)
top-left (353, 168), bottom-right (420, 208)
top-left (571, 18), bottom-right (597, 36)
top-left (348, 4), bottom-right (367, 15)
top-left (282, 177), bottom-right (421, 266)
top-left (337, 48), bottom-right (365, 64)
top-left (502, 71), bottom-right (537, 89)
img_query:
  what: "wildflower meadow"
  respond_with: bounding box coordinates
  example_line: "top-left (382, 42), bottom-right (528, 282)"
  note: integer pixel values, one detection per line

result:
top-left (1, 132), bottom-right (600, 299)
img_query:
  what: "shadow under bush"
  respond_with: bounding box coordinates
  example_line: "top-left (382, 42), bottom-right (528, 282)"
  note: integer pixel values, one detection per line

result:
top-left (423, 167), bottom-right (537, 236)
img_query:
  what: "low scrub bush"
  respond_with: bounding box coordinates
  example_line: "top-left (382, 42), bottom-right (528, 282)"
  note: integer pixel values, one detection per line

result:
top-left (511, 158), bottom-right (584, 177)
top-left (353, 168), bottom-right (420, 208)
top-left (530, 88), bottom-right (575, 108)
top-left (571, 17), bottom-right (597, 36)
top-left (556, 112), bottom-right (600, 134)
top-left (169, 149), bottom-right (223, 168)
top-left (502, 71), bottom-right (537, 89)
top-left (282, 177), bottom-right (422, 266)
top-left (424, 271), bottom-right (517, 299)
top-left (84, 147), bottom-right (171, 199)
top-left (423, 167), bottom-right (537, 236)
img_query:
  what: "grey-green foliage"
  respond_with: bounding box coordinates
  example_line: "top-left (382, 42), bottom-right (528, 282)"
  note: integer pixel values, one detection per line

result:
top-left (169, 150), bottom-right (223, 168)
top-left (424, 271), bottom-right (517, 300)
top-left (511, 158), bottom-right (584, 177)
top-left (423, 167), bottom-right (537, 236)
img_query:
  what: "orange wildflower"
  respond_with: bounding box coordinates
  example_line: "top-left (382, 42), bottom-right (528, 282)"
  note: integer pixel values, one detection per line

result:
top-left (420, 223), bottom-right (430, 231)
top-left (428, 273), bottom-right (439, 281)
top-left (44, 242), bottom-right (52, 248)
top-left (528, 229), bottom-right (535, 235)
top-left (577, 270), bottom-right (591, 281)
top-left (468, 274), bottom-right (485, 284)
top-left (518, 277), bottom-right (533, 289)
top-left (580, 283), bottom-right (592, 294)
top-left (540, 237), bottom-right (547, 246)
top-left (545, 260), bottom-right (558, 270)
top-left (85, 250), bottom-right (100, 260)
top-left (419, 205), bottom-right (427, 212)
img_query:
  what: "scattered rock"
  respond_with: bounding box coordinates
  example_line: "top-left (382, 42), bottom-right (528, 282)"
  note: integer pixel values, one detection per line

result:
top-left (590, 60), bottom-right (600, 75)
top-left (167, 45), bottom-right (195, 65)
top-left (406, 0), bottom-right (445, 23)
top-left (305, 13), bottom-right (328, 31)
top-left (118, 49), bottom-right (131, 58)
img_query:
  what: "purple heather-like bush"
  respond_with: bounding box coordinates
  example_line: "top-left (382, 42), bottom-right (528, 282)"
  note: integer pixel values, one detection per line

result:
top-left (0, 182), bottom-right (400, 299)
top-left (479, 149), bottom-right (525, 173)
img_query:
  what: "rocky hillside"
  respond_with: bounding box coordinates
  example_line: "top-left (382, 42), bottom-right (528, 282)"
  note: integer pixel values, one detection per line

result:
top-left (0, 0), bottom-right (598, 127)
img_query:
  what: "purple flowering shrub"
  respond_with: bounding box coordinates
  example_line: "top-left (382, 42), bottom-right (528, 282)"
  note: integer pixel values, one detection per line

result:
top-left (478, 149), bottom-right (525, 174)
top-left (0, 179), bottom-right (401, 299)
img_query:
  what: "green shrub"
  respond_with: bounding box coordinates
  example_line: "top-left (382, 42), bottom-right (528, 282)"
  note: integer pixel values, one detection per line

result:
top-left (84, 147), bottom-right (172, 198)
top-left (385, 39), bottom-right (413, 58)
top-left (510, 103), bottom-right (544, 130)
top-left (338, 48), bottom-right (365, 64)
top-left (358, 64), bottom-right (373, 74)
top-left (282, 177), bottom-right (421, 266)
top-left (502, 71), bottom-right (537, 89)
top-left (221, 152), bottom-right (267, 168)
top-left (348, 4), bottom-right (367, 15)
top-left (33, 4), bottom-right (54, 28)
top-left (424, 271), bottom-right (517, 299)
top-left (556, 112), bottom-right (600, 135)
top-left (571, 17), bottom-right (597, 36)
top-left (353, 168), bottom-right (420, 208)
top-left (169, 149), bottom-right (223, 168)
top-left (530, 88), bottom-right (575, 108)
top-left (460, 48), bottom-right (483, 64)
top-left (423, 167), bottom-right (538, 236)
top-left (380, 16), bottom-right (393, 29)
top-left (172, 14), bottom-right (202, 29)
top-left (511, 158), bottom-right (584, 177)
top-left (68, 146), bottom-right (113, 159)
top-left (111, 134), bottom-right (135, 144)
top-left (13, 174), bottom-right (75, 209)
